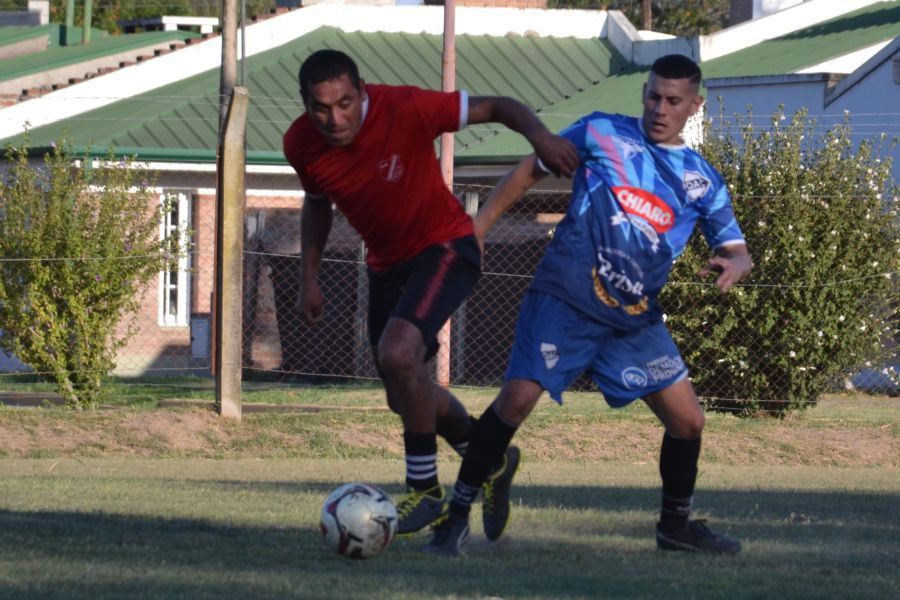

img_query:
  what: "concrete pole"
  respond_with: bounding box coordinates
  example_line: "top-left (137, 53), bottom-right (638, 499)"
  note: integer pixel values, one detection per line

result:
top-left (82, 0), bottom-right (92, 45)
top-left (215, 87), bottom-right (250, 421)
top-left (219, 0), bottom-right (238, 138)
top-left (436, 0), bottom-right (456, 388)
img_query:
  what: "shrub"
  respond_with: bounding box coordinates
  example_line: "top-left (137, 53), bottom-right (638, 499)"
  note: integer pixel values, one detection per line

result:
top-left (0, 141), bottom-right (181, 409)
top-left (662, 108), bottom-right (898, 415)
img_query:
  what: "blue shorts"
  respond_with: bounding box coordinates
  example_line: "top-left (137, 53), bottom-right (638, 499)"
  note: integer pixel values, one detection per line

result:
top-left (505, 291), bottom-right (689, 407)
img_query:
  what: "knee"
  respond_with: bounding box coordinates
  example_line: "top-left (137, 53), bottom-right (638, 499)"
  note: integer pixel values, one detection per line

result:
top-left (377, 340), bottom-right (418, 377)
top-left (673, 411), bottom-right (705, 440)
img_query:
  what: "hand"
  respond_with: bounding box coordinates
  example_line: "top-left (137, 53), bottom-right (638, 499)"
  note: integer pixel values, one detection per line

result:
top-left (531, 131), bottom-right (578, 178)
top-left (298, 278), bottom-right (324, 325)
top-left (698, 252), bottom-right (752, 293)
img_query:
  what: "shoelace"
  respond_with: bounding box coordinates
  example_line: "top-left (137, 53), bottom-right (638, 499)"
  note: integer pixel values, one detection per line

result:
top-left (482, 456), bottom-right (507, 514)
top-left (396, 487), bottom-right (440, 518)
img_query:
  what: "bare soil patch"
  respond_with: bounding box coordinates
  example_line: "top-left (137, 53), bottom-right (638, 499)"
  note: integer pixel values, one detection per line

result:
top-left (0, 397), bottom-right (896, 466)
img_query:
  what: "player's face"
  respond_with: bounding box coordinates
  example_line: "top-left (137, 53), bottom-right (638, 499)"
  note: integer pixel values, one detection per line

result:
top-left (641, 73), bottom-right (704, 145)
top-left (304, 74), bottom-right (365, 147)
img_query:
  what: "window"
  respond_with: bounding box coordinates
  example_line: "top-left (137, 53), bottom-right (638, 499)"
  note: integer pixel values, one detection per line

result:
top-left (158, 191), bottom-right (191, 327)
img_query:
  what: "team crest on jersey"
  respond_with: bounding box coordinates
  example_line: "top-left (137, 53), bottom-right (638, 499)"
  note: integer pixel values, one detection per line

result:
top-left (610, 186), bottom-right (674, 253)
top-left (683, 170), bottom-right (711, 202)
top-left (612, 135), bottom-right (645, 161)
top-left (377, 154), bottom-right (404, 182)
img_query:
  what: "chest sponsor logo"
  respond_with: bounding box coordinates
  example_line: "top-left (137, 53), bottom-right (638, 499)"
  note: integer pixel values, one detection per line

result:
top-left (621, 367), bottom-right (649, 389)
top-left (377, 154), bottom-right (404, 182)
top-left (540, 342), bottom-right (559, 369)
top-left (683, 170), bottom-right (711, 202)
top-left (610, 186), bottom-right (674, 254)
top-left (646, 355), bottom-right (685, 382)
top-left (592, 247), bottom-right (649, 315)
top-left (612, 135), bottom-right (645, 161)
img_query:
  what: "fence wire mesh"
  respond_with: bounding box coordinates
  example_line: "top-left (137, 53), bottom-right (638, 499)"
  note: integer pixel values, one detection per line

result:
top-left (0, 172), bottom-right (897, 412)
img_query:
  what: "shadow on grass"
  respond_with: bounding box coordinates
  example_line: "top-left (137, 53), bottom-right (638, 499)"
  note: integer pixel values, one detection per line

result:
top-left (0, 482), bottom-right (897, 598)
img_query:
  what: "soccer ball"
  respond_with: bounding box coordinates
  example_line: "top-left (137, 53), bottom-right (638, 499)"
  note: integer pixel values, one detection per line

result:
top-left (320, 483), bottom-right (398, 559)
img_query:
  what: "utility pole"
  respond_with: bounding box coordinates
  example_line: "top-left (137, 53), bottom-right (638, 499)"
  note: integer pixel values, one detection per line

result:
top-left (219, 0), bottom-right (238, 138)
top-left (643, 0), bottom-right (652, 30)
top-left (82, 0), bottom-right (93, 44)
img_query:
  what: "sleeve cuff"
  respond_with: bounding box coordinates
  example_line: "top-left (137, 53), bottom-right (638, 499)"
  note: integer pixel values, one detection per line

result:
top-left (458, 90), bottom-right (469, 130)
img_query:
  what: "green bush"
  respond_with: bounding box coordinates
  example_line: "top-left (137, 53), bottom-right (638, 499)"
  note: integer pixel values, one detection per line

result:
top-left (0, 141), bottom-right (181, 409)
top-left (662, 108), bottom-right (898, 415)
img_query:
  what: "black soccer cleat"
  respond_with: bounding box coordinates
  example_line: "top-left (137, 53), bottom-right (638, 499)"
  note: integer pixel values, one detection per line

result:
top-left (424, 514), bottom-right (470, 557)
top-left (396, 485), bottom-right (448, 535)
top-left (482, 445), bottom-right (521, 542)
top-left (656, 519), bottom-right (742, 555)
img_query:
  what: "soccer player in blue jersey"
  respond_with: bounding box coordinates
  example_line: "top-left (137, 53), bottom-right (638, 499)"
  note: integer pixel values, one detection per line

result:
top-left (427, 54), bottom-right (752, 556)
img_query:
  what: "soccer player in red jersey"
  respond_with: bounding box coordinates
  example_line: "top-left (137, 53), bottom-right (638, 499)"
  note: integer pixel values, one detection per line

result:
top-left (283, 49), bottom-right (577, 535)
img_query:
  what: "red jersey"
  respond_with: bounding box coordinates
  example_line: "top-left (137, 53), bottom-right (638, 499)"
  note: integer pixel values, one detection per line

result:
top-left (283, 84), bottom-right (474, 271)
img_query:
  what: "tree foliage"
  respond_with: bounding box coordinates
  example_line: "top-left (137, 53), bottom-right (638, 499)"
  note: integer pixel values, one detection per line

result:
top-left (662, 108), bottom-right (898, 415)
top-left (551, 0), bottom-right (731, 36)
top-left (0, 141), bottom-right (182, 408)
top-left (47, 0), bottom-right (276, 35)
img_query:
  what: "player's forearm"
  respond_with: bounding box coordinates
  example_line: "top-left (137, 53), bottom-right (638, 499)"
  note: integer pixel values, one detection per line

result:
top-left (300, 196), bottom-right (333, 282)
top-left (475, 155), bottom-right (542, 238)
top-left (478, 96), bottom-right (551, 147)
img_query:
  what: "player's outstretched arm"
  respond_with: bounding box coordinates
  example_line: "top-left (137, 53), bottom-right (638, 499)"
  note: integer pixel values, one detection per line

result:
top-left (473, 155), bottom-right (547, 251)
top-left (467, 96), bottom-right (577, 178)
top-left (299, 194), bottom-right (333, 325)
top-left (698, 243), bottom-right (752, 293)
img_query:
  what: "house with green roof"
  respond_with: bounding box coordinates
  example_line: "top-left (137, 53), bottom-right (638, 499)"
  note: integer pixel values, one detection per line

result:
top-left (0, 0), bottom-right (896, 379)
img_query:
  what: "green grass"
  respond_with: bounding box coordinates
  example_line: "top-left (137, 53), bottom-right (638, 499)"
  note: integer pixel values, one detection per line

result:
top-left (0, 458), bottom-right (897, 599)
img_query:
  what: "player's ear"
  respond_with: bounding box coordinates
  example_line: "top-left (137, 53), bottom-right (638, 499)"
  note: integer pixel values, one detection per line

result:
top-left (358, 78), bottom-right (367, 100)
top-left (689, 93), bottom-right (705, 116)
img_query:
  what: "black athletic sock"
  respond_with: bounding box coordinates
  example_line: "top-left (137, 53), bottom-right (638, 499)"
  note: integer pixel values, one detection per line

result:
top-left (449, 405), bottom-right (518, 519)
top-left (404, 431), bottom-right (439, 492)
top-left (440, 415), bottom-right (477, 458)
top-left (658, 432), bottom-right (701, 532)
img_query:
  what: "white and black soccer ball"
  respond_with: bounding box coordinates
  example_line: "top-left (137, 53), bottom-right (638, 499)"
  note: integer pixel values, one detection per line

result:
top-left (320, 483), bottom-right (398, 560)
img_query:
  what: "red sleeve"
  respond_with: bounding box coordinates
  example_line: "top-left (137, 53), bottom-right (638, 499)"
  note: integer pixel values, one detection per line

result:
top-left (408, 87), bottom-right (462, 138)
top-left (283, 120), bottom-right (324, 197)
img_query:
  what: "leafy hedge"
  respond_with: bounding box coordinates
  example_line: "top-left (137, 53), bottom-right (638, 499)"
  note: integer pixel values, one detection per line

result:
top-left (662, 109), bottom-right (898, 415)
top-left (0, 142), bottom-right (181, 408)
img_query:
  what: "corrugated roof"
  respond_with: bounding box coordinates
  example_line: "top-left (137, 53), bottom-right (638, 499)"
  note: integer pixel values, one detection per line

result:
top-left (4, 26), bottom-right (627, 162)
top-left (464, 1), bottom-right (900, 161)
top-left (0, 29), bottom-right (200, 83)
top-left (5, 1), bottom-right (899, 164)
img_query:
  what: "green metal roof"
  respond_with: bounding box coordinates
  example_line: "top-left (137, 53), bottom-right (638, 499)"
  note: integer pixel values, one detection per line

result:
top-left (0, 23), bottom-right (110, 50)
top-left (5, 1), bottom-right (899, 165)
top-left (464, 1), bottom-right (900, 161)
top-left (0, 29), bottom-right (199, 83)
top-left (5, 26), bottom-right (627, 163)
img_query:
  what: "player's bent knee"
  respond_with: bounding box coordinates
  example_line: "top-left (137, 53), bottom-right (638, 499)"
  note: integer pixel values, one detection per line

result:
top-left (376, 342), bottom-right (419, 375)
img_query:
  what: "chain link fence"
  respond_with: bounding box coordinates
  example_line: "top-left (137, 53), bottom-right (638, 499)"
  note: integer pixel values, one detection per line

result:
top-left (0, 172), bottom-right (897, 409)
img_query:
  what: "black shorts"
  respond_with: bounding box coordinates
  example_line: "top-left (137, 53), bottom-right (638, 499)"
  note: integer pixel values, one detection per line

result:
top-left (368, 234), bottom-right (481, 361)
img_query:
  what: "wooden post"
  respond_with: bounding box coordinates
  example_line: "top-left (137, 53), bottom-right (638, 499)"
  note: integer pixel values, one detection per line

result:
top-left (215, 87), bottom-right (250, 420)
top-left (642, 0), bottom-right (652, 30)
top-left (219, 0), bottom-right (238, 137)
top-left (436, 0), bottom-right (456, 388)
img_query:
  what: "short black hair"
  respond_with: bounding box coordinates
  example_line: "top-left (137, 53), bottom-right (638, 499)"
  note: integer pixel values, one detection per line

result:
top-left (650, 54), bottom-right (702, 85)
top-left (298, 49), bottom-right (361, 104)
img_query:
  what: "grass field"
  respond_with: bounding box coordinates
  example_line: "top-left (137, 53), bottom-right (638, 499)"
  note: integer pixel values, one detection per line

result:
top-left (0, 388), bottom-right (897, 599)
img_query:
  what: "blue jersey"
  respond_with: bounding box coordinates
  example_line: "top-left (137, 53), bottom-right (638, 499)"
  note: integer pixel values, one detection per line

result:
top-left (530, 112), bottom-right (745, 330)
